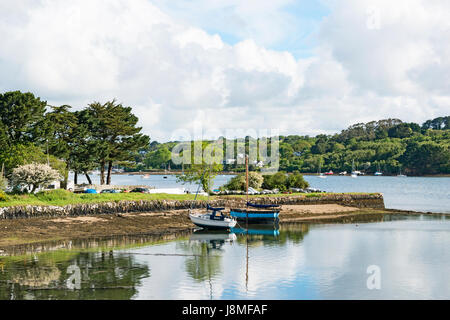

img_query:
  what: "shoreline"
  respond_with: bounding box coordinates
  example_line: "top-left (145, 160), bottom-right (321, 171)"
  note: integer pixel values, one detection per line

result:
top-left (0, 204), bottom-right (446, 252)
top-left (114, 171), bottom-right (450, 177)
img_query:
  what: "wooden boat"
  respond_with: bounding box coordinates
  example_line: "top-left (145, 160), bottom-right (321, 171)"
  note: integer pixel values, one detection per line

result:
top-left (229, 155), bottom-right (281, 223)
top-left (189, 205), bottom-right (237, 230)
top-left (230, 203), bottom-right (280, 223)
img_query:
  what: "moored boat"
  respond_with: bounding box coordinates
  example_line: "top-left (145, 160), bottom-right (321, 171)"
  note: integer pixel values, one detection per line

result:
top-left (189, 205), bottom-right (237, 230)
top-left (230, 202), bottom-right (281, 223)
top-left (230, 155), bottom-right (281, 223)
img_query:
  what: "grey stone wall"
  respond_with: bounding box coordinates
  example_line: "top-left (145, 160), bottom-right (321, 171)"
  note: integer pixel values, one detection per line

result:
top-left (0, 193), bottom-right (385, 219)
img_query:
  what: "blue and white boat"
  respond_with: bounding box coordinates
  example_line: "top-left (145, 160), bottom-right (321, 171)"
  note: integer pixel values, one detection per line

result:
top-left (230, 202), bottom-right (281, 223)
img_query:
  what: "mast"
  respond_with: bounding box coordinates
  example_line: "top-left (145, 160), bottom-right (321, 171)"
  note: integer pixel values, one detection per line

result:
top-left (245, 155), bottom-right (249, 291)
top-left (245, 155), bottom-right (249, 204)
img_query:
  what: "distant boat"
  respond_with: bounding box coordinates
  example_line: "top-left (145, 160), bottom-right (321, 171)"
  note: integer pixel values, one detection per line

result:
top-left (317, 162), bottom-right (326, 178)
top-left (397, 168), bottom-right (407, 177)
top-left (325, 170), bottom-right (334, 175)
top-left (351, 160), bottom-right (358, 178)
top-left (339, 171), bottom-right (347, 175)
top-left (141, 174), bottom-right (150, 179)
top-left (374, 164), bottom-right (383, 176)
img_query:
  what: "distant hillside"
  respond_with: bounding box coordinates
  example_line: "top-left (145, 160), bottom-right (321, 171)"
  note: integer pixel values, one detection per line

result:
top-left (130, 116), bottom-right (450, 176)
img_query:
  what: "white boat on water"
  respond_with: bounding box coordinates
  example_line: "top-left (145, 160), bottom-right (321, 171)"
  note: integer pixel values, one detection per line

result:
top-left (351, 160), bottom-right (358, 178)
top-left (317, 162), bottom-right (327, 178)
top-left (189, 206), bottom-right (237, 230)
top-left (397, 168), bottom-right (407, 177)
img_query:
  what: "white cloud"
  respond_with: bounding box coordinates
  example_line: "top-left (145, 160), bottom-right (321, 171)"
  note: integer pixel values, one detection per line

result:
top-left (0, 0), bottom-right (449, 141)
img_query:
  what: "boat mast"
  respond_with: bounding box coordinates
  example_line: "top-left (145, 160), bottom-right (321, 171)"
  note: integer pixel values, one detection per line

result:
top-left (245, 155), bottom-right (249, 291)
top-left (245, 155), bottom-right (249, 204)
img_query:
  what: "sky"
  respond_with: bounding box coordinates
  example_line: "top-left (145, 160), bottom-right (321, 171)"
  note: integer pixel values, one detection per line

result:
top-left (0, 0), bottom-right (449, 142)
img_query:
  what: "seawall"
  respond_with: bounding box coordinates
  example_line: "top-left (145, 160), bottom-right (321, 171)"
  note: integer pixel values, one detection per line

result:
top-left (0, 193), bottom-right (385, 220)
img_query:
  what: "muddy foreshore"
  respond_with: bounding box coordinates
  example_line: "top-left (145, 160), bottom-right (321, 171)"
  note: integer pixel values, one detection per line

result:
top-left (0, 193), bottom-right (444, 250)
top-left (0, 203), bottom-right (437, 250)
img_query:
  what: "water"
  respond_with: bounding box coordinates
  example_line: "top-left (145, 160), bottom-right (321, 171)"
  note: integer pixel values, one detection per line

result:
top-left (1, 214), bottom-right (449, 300)
top-left (71, 173), bottom-right (450, 213)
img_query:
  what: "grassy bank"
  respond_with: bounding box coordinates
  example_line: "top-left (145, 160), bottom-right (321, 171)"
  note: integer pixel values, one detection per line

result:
top-left (0, 190), bottom-right (381, 208)
top-left (0, 190), bottom-right (208, 208)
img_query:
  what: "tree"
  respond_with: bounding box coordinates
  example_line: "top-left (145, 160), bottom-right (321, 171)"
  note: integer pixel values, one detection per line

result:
top-left (0, 91), bottom-right (47, 146)
top-left (43, 105), bottom-right (78, 187)
top-left (11, 163), bottom-right (61, 193)
top-left (80, 100), bottom-right (150, 185)
top-left (144, 146), bottom-right (171, 169)
top-left (400, 141), bottom-right (449, 175)
top-left (177, 142), bottom-right (223, 193)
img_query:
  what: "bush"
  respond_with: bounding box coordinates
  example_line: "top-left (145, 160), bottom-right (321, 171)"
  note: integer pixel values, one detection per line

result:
top-left (0, 191), bottom-right (8, 202)
top-left (287, 172), bottom-right (309, 189)
top-left (223, 172), bottom-right (264, 191)
top-left (262, 172), bottom-right (288, 191)
top-left (11, 163), bottom-right (61, 193)
top-left (262, 171), bottom-right (309, 191)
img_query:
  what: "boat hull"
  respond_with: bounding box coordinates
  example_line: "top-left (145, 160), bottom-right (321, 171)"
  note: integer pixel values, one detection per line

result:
top-left (189, 213), bottom-right (237, 230)
top-left (230, 208), bottom-right (279, 223)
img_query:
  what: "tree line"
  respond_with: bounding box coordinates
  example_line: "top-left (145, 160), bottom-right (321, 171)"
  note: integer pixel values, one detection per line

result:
top-left (0, 91), bottom-right (149, 187)
top-left (137, 117), bottom-right (449, 176)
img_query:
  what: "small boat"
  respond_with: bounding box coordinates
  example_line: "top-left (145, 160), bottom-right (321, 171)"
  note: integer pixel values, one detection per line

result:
top-left (189, 205), bottom-right (237, 230)
top-left (325, 170), bottom-right (334, 175)
top-left (317, 163), bottom-right (326, 178)
top-left (141, 174), bottom-right (150, 179)
top-left (339, 171), bottom-right (347, 175)
top-left (351, 160), bottom-right (358, 178)
top-left (229, 155), bottom-right (281, 223)
top-left (397, 168), bottom-right (407, 177)
top-left (230, 202), bottom-right (281, 223)
top-left (374, 163), bottom-right (383, 176)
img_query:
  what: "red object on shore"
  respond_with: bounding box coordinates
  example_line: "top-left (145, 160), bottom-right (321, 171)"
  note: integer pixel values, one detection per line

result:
top-left (325, 171), bottom-right (334, 175)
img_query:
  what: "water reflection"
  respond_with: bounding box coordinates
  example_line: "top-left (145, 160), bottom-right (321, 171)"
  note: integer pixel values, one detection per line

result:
top-left (1, 214), bottom-right (449, 299)
top-left (0, 251), bottom-right (150, 300)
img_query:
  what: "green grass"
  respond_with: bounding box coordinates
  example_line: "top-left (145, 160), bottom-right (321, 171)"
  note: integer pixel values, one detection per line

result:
top-left (0, 190), bottom-right (209, 208)
top-left (0, 190), bottom-right (381, 208)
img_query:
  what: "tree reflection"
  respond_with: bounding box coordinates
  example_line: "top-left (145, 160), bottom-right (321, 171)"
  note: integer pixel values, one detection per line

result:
top-left (0, 250), bottom-right (150, 300)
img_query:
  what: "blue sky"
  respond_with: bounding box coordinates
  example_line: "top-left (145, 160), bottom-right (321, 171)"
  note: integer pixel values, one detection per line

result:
top-left (152, 0), bottom-right (331, 58)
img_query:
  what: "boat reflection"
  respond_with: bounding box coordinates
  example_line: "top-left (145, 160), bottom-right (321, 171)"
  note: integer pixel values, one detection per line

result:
top-left (231, 224), bottom-right (280, 237)
top-left (189, 230), bottom-right (237, 250)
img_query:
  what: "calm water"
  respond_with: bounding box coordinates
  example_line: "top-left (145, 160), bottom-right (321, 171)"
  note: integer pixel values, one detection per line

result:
top-left (1, 214), bottom-right (449, 300)
top-left (72, 173), bottom-right (450, 213)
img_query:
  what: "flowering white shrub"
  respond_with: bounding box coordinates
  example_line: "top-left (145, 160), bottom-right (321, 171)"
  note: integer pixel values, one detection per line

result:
top-left (11, 163), bottom-right (61, 193)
